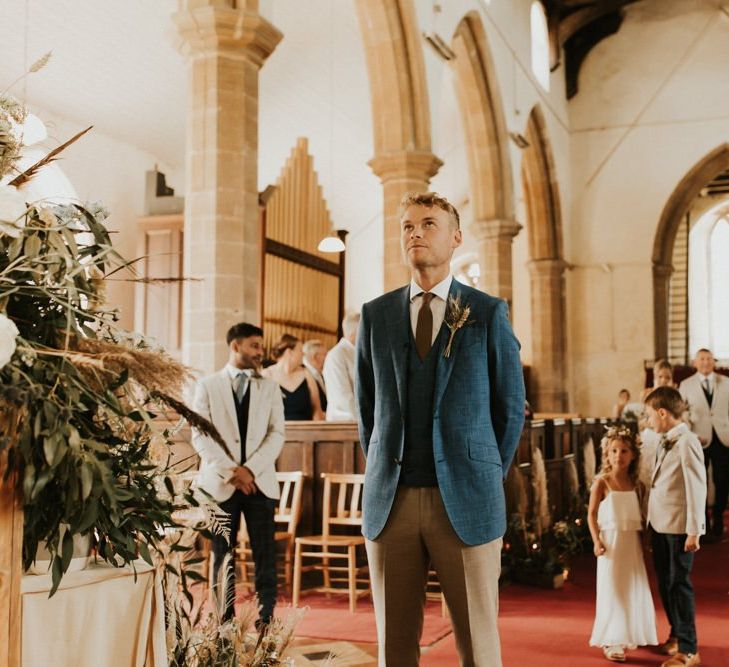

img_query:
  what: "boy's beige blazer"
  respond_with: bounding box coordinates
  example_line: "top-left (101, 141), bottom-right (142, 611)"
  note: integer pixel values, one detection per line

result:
top-left (647, 422), bottom-right (706, 536)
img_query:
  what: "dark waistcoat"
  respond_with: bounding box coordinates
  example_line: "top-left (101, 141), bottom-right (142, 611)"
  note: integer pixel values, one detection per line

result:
top-left (400, 326), bottom-right (446, 487)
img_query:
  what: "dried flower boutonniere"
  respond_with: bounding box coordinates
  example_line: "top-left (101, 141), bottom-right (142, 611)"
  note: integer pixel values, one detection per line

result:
top-left (661, 435), bottom-right (678, 452)
top-left (443, 294), bottom-right (472, 358)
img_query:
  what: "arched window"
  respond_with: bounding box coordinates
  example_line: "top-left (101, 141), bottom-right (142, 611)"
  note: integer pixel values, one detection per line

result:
top-left (688, 205), bottom-right (729, 359)
top-left (530, 2), bottom-right (550, 92)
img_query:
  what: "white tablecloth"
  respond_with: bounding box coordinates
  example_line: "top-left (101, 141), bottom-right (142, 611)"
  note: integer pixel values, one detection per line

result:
top-left (22, 560), bottom-right (167, 667)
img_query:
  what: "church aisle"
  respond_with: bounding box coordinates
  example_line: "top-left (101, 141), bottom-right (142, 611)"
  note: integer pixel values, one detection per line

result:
top-left (421, 528), bottom-right (729, 666)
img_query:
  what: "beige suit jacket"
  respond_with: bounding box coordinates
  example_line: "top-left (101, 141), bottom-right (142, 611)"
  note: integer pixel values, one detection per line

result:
top-left (191, 369), bottom-right (285, 502)
top-left (679, 371), bottom-right (729, 447)
top-left (647, 422), bottom-right (706, 536)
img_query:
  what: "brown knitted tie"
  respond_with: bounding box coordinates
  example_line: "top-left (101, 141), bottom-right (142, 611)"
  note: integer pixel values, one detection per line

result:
top-left (415, 292), bottom-right (435, 360)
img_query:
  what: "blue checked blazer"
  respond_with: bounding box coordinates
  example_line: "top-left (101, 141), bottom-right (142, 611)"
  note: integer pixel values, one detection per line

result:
top-left (355, 279), bottom-right (525, 545)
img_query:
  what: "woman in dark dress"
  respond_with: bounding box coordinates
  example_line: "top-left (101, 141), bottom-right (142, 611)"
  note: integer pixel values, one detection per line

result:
top-left (262, 333), bottom-right (324, 421)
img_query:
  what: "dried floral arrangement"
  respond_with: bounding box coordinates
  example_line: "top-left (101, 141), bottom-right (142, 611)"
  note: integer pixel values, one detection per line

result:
top-left (0, 55), bottom-right (218, 595)
top-left (0, 56), bottom-right (307, 666)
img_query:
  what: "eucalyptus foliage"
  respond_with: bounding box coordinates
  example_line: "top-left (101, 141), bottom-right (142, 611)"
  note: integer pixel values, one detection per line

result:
top-left (0, 197), bottom-right (195, 593)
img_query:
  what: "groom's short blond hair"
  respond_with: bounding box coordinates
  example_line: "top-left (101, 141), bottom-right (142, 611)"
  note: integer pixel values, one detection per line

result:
top-left (399, 192), bottom-right (460, 229)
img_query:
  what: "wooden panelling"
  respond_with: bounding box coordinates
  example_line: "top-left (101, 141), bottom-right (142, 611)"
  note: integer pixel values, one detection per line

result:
top-left (277, 421), bottom-right (364, 536)
top-left (135, 215), bottom-right (184, 357)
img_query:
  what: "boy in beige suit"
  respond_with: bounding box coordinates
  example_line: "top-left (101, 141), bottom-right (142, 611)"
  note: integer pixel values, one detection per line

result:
top-left (645, 387), bottom-right (707, 667)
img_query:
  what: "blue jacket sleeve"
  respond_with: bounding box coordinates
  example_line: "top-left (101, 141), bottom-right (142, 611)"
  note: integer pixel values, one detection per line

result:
top-left (354, 302), bottom-right (374, 457)
top-left (487, 299), bottom-right (525, 475)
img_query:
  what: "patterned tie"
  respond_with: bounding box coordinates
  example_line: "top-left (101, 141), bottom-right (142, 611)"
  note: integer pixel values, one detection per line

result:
top-left (234, 371), bottom-right (249, 404)
top-left (415, 292), bottom-right (435, 360)
top-left (702, 378), bottom-right (712, 403)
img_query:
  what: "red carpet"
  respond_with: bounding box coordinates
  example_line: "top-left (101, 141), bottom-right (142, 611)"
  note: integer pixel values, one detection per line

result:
top-left (421, 531), bottom-right (729, 666)
top-left (276, 593), bottom-right (452, 646)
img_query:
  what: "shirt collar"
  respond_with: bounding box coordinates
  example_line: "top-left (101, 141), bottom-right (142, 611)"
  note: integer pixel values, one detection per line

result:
top-left (699, 372), bottom-right (715, 382)
top-left (409, 274), bottom-right (453, 303)
top-left (226, 364), bottom-right (252, 380)
top-left (666, 421), bottom-right (688, 440)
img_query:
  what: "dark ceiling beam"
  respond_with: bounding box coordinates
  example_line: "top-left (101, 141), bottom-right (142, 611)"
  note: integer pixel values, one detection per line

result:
top-left (563, 10), bottom-right (624, 98)
top-left (558, 1), bottom-right (626, 43)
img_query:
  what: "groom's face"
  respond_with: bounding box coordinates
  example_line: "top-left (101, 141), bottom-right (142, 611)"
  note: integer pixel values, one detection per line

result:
top-left (400, 204), bottom-right (462, 271)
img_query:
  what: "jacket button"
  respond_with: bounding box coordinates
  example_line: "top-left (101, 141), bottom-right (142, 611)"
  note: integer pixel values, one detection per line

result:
top-left (394, 458), bottom-right (401, 466)
top-left (235, 438), bottom-right (240, 443)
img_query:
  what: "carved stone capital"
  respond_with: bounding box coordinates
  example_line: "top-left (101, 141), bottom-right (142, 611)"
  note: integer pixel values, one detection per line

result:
top-left (368, 150), bottom-right (443, 184)
top-left (527, 257), bottom-right (569, 277)
top-left (173, 3), bottom-right (282, 66)
top-left (470, 218), bottom-right (522, 242)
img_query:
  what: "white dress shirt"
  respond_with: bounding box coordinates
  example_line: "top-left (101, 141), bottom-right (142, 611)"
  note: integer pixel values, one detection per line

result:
top-left (698, 372), bottom-right (715, 395)
top-left (226, 364), bottom-right (252, 396)
top-left (409, 274), bottom-right (453, 344)
top-left (323, 338), bottom-right (356, 421)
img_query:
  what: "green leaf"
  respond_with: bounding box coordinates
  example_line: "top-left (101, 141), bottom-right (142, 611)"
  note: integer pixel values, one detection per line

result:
top-left (50, 555), bottom-right (62, 596)
top-left (42, 434), bottom-right (58, 466)
top-left (80, 464), bottom-right (93, 500)
top-left (163, 476), bottom-right (175, 497)
top-left (60, 529), bottom-right (73, 572)
top-left (138, 541), bottom-right (153, 566)
top-left (76, 502), bottom-right (98, 533)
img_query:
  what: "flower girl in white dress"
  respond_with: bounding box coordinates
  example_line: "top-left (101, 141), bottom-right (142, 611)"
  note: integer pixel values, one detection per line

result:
top-left (588, 426), bottom-right (658, 662)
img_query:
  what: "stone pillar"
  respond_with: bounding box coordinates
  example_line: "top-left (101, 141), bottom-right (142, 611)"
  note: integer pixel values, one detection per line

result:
top-left (368, 150), bottom-right (443, 292)
top-left (470, 218), bottom-right (522, 306)
top-left (652, 262), bottom-right (673, 361)
top-left (174, 0), bottom-right (281, 373)
top-left (529, 258), bottom-right (568, 412)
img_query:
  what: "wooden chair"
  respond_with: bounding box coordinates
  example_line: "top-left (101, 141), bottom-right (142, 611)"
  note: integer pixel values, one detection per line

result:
top-left (237, 470), bottom-right (305, 592)
top-left (292, 473), bottom-right (370, 613)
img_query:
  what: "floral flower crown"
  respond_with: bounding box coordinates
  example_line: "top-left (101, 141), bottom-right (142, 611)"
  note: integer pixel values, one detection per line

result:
top-left (600, 424), bottom-right (638, 448)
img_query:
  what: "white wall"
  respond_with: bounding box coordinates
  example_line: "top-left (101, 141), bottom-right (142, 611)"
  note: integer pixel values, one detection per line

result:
top-left (417, 0), bottom-right (571, 381)
top-left (568, 0), bottom-right (729, 414)
top-left (24, 107), bottom-right (183, 330)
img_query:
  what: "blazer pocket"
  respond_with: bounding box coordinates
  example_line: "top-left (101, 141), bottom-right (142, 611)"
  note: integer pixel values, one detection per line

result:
top-left (467, 438), bottom-right (502, 465)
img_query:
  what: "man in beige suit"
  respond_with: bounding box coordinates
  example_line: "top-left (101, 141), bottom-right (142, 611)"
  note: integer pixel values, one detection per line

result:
top-left (192, 322), bottom-right (285, 628)
top-left (679, 348), bottom-right (729, 538)
top-left (645, 387), bottom-right (707, 667)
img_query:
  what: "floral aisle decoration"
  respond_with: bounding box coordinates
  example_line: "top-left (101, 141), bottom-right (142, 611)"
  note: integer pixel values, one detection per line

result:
top-left (0, 58), bottom-right (218, 595)
top-left (0, 61), bottom-right (306, 665)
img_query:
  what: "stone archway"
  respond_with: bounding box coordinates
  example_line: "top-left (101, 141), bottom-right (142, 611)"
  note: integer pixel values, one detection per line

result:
top-left (652, 143), bottom-right (729, 360)
top-left (451, 12), bottom-right (520, 305)
top-left (355, 0), bottom-right (442, 291)
top-left (522, 106), bottom-right (568, 412)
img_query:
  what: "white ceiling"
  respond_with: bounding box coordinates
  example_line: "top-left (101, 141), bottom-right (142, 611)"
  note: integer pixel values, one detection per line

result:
top-left (1, 0), bottom-right (186, 168)
top-left (0, 0), bottom-right (383, 236)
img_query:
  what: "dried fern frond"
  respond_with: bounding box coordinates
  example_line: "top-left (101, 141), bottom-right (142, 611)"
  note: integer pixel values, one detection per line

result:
top-left (69, 335), bottom-right (192, 398)
top-left (10, 125), bottom-right (92, 187)
top-left (150, 390), bottom-right (234, 462)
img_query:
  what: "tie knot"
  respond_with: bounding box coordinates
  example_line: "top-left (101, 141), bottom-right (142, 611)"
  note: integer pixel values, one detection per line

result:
top-left (421, 292), bottom-right (434, 305)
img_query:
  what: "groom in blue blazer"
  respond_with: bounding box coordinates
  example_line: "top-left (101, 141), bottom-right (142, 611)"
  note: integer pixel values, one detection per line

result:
top-left (355, 192), bottom-right (525, 666)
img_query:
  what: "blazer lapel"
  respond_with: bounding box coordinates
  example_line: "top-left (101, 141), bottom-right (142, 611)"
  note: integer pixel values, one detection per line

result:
top-left (386, 286), bottom-right (411, 414)
top-left (434, 280), bottom-right (468, 410)
top-left (218, 370), bottom-right (239, 440)
top-left (246, 377), bottom-right (261, 449)
top-left (652, 440), bottom-right (673, 483)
